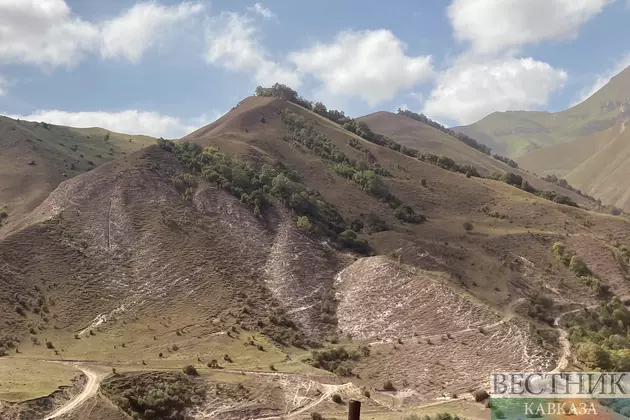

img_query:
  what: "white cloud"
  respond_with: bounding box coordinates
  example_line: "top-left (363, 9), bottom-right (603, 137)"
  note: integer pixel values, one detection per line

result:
top-left (205, 12), bottom-right (300, 87)
top-left (0, 0), bottom-right (100, 67)
top-left (289, 30), bottom-right (433, 106)
top-left (100, 2), bottom-right (204, 62)
top-left (247, 3), bottom-right (275, 19)
top-left (0, 75), bottom-right (6, 96)
top-left (423, 57), bottom-right (568, 125)
top-left (574, 52), bottom-right (630, 104)
top-left (0, 0), bottom-right (204, 68)
top-left (448, 0), bottom-right (614, 54)
top-left (6, 110), bottom-right (201, 138)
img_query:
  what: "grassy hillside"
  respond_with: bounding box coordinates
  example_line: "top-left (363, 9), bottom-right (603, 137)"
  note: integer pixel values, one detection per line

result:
top-left (0, 116), bottom-right (154, 229)
top-left (4, 94), bottom-right (630, 419)
top-left (517, 119), bottom-right (630, 212)
top-left (455, 66), bottom-right (630, 157)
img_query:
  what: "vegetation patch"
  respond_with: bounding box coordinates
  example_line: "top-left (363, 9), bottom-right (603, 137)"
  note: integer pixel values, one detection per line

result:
top-left (489, 172), bottom-right (578, 207)
top-left (565, 297), bottom-right (630, 371)
top-left (158, 139), bottom-right (370, 254)
top-left (552, 242), bottom-right (608, 294)
top-left (309, 346), bottom-right (369, 376)
top-left (102, 372), bottom-right (206, 420)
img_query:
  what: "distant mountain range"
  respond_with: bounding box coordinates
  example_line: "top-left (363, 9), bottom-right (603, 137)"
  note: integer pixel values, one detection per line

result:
top-left (454, 66), bottom-right (630, 158)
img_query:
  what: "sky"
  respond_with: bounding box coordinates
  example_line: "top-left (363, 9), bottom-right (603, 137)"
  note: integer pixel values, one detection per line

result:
top-left (0, 0), bottom-right (629, 138)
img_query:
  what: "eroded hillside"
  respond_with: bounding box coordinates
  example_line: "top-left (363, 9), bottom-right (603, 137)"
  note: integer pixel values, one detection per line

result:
top-left (0, 116), bottom-right (154, 229)
top-left (3, 91), bottom-right (630, 419)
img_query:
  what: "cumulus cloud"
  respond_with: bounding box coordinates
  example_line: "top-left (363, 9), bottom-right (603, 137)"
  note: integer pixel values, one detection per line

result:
top-left (423, 57), bottom-right (568, 125)
top-left (0, 0), bottom-right (100, 67)
top-left (6, 110), bottom-right (202, 138)
top-left (205, 12), bottom-right (300, 87)
top-left (289, 30), bottom-right (433, 106)
top-left (100, 1), bottom-right (204, 62)
top-left (448, 0), bottom-right (614, 54)
top-left (0, 0), bottom-right (204, 68)
top-left (247, 3), bottom-right (275, 19)
top-left (574, 52), bottom-right (630, 104)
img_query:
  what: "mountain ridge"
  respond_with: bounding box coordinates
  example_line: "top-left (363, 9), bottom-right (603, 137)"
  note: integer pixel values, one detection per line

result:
top-left (454, 65), bottom-right (630, 157)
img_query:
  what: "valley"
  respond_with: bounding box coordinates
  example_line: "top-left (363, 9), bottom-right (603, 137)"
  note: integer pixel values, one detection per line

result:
top-left (2, 84), bottom-right (630, 420)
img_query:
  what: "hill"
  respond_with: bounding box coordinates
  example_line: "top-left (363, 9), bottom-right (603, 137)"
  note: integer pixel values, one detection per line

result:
top-left (3, 92), bottom-right (630, 419)
top-left (357, 110), bottom-right (594, 207)
top-left (454, 66), bottom-right (630, 157)
top-left (517, 118), bottom-right (630, 212)
top-left (0, 116), bottom-right (154, 229)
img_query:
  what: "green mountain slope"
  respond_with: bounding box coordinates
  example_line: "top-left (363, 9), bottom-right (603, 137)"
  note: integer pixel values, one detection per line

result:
top-left (0, 116), bottom-right (155, 227)
top-left (454, 66), bottom-right (630, 157)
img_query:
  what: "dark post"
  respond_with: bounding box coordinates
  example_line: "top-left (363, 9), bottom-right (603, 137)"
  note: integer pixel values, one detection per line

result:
top-left (348, 399), bottom-right (361, 420)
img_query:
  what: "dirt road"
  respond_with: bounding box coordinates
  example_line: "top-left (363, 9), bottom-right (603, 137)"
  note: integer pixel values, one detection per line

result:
top-left (44, 364), bottom-right (103, 420)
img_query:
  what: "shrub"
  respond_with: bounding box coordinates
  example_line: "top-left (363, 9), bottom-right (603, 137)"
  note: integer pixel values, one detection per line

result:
top-left (569, 256), bottom-right (590, 277)
top-left (421, 178), bottom-right (427, 187)
top-left (311, 413), bottom-right (324, 420)
top-left (182, 365), bottom-right (199, 376)
top-left (207, 359), bottom-right (219, 368)
top-left (576, 342), bottom-right (612, 370)
top-left (296, 216), bottom-right (313, 231)
top-left (46, 341), bottom-right (54, 349)
top-left (383, 380), bottom-right (396, 391)
top-left (394, 205), bottom-right (426, 224)
top-left (0, 347), bottom-right (7, 357)
top-left (552, 242), bottom-right (573, 266)
top-left (331, 394), bottom-right (342, 404)
top-left (463, 222), bottom-right (474, 231)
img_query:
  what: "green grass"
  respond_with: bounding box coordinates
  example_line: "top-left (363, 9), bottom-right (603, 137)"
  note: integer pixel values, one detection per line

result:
top-left (0, 358), bottom-right (81, 402)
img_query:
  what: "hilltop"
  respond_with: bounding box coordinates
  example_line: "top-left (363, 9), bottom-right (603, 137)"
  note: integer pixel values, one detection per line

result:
top-left (454, 66), bottom-right (630, 157)
top-left (3, 87), bottom-right (630, 419)
top-left (0, 116), bottom-right (154, 229)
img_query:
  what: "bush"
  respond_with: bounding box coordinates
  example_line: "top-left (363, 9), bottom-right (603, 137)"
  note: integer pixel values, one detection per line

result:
top-left (569, 256), bottom-right (590, 277)
top-left (383, 380), bottom-right (396, 391)
top-left (311, 413), bottom-right (324, 420)
top-left (0, 347), bottom-right (7, 357)
top-left (463, 222), bottom-right (474, 231)
top-left (296, 216), bottom-right (313, 231)
top-left (331, 394), bottom-right (342, 404)
top-left (182, 365), bottom-right (198, 376)
top-left (46, 341), bottom-right (54, 349)
top-left (394, 205), bottom-right (426, 224)
top-left (576, 342), bottom-right (612, 369)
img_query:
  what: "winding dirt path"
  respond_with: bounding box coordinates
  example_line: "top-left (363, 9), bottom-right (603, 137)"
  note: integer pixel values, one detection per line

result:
top-left (44, 364), bottom-right (104, 420)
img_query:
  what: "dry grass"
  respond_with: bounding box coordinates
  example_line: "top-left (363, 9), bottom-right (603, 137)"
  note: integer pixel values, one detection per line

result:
top-left (3, 95), bottom-right (630, 419)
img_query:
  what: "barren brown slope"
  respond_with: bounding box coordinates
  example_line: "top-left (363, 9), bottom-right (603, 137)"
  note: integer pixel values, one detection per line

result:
top-left (517, 118), bottom-right (630, 211)
top-left (183, 95), bottom-right (630, 310)
top-left (357, 110), bottom-right (591, 207)
top-left (0, 116), bottom-right (154, 229)
top-left (358, 111), bottom-right (507, 175)
top-left (517, 129), bottom-right (613, 178)
top-left (564, 120), bottom-right (630, 211)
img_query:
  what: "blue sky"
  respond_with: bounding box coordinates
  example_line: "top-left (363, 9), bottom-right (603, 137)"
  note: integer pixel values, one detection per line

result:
top-left (0, 0), bottom-right (629, 137)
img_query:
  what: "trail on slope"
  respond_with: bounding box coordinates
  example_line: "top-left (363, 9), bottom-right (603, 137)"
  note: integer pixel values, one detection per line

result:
top-left (43, 363), bottom-right (104, 420)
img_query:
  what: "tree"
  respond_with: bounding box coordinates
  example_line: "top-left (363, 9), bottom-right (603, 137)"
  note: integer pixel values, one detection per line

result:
top-left (313, 102), bottom-right (328, 117)
top-left (576, 342), bottom-right (612, 369)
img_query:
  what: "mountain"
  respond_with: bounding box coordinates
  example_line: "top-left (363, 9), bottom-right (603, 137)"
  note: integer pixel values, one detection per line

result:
top-left (519, 119), bottom-right (630, 211)
top-left (3, 94), bottom-right (630, 419)
top-left (358, 110), bottom-right (593, 205)
top-left (0, 116), bottom-right (154, 228)
top-left (454, 66), bottom-right (630, 157)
